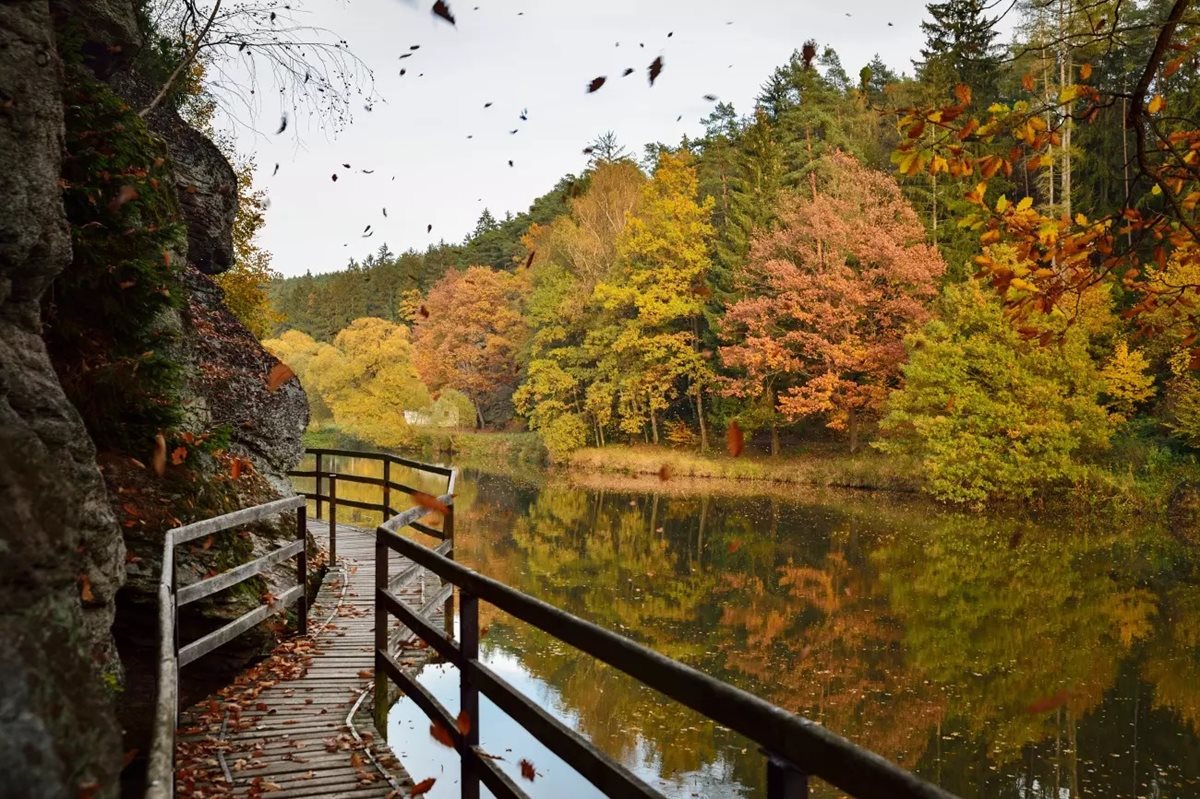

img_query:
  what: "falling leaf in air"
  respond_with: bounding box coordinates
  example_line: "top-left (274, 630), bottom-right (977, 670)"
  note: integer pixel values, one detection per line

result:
top-left (432, 0), bottom-right (455, 25)
top-left (429, 723), bottom-right (455, 748)
top-left (676, 115), bottom-right (682, 121)
top-left (400, 68), bottom-right (406, 76)
top-left (410, 44), bottom-right (421, 50)
top-left (272, 163), bottom-right (279, 176)
top-left (331, 174), bottom-right (338, 182)
top-left (622, 67), bottom-right (634, 77)
top-left (152, 433), bottom-right (167, 476)
top-left (703, 94), bottom-right (718, 101)
top-left (79, 574), bottom-right (95, 603)
top-left (519, 759), bottom-right (536, 781)
top-left (509, 128), bottom-right (518, 134)
top-left (107, 185), bottom-right (139, 213)
top-left (418, 304), bottom-right (430, 318)
top-left (427, 224), bottom-right (433, 233)
top-left (582, 146), bottom-right (594, 155)
top-left (382, 208), bottom-right (388, 217)
top-left (726, 420), bottom-right (744, 457)
top-left (202, 534), bottom-right (214, 550)
top-left (727, 539), bottom-right (742, 554)
top-left (587, 76), bottom-right (607, 93)
top-left (171, 446), bottom-right (188, 466)
top-left (413, 491), bottom-right (450, 515)
top-left (411, 778), bottom-right (436, 796)
top-left (456, 710), bottom-right (471, 735)
top-left (342, 163), bottom-right (351, 168)
top-left (484, 102), bottom-right (492, 108)
top-left (519, 108), bottom-right (528, 120)
top-left (648, 55), bottom-right (663, 85)
top-left (363, 224), bottom-right (372, 234)
top-left (231, 458), bottom-right (243, 480)
top-left (508, 160), bottom-right (514, 167)
top-left (276, 113), bottom-right (288, 134)
top-left (524, 251), bottom-right (535, 269)
top-left (268, 362), bottom-right (296, 392)
top-left (658, 463), bottom-right (672, 482)
top-left (399, 53), bottom-right (413, 59)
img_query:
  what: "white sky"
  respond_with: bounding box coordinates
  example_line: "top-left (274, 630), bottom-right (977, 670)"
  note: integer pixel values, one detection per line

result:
top-left (220, 0), bottom-right (977, 277)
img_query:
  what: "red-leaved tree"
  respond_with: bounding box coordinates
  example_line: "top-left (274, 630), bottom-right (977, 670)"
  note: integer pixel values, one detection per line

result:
top-left (720, 151), bottom-right (945, 451)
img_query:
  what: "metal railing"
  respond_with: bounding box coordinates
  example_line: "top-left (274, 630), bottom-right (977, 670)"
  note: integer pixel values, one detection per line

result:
top-left (374, 498), bottom-right (959, 799)
top-left (145, 496), bottom-right (308, 799)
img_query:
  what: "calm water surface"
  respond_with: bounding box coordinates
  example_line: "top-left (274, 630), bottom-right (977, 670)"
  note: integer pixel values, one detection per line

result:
top-left (300, 455), bottom-right (1200, 798)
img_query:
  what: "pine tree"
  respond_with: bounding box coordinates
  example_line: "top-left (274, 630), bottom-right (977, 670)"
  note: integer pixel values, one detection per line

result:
top-left (916, 0), bottom-right (1002, 102)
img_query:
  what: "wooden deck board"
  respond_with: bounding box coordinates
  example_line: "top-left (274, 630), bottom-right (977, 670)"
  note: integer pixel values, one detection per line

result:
top-left (175, 519), bottom-right (448, 798)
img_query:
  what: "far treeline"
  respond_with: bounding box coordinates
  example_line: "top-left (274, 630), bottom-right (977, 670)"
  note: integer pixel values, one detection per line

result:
top-left (260, 0), bottom-right (1200, 506)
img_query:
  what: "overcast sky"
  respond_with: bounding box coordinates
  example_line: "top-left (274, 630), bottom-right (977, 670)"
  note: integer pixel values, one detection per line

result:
top-left (218, 0), bottom-right (997, 278)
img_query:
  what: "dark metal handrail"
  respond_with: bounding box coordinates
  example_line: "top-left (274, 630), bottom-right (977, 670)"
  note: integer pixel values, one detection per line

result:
top-left (373, 501), bottom-right (958, 799)
top-left (145, 496), bottom-right (308, 799)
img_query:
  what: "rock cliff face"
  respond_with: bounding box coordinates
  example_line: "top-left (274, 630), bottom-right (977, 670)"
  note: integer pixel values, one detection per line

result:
top-left (0, 1), bottom-right (125, 795)
top-left (0, 1), bottom-right (309, 795)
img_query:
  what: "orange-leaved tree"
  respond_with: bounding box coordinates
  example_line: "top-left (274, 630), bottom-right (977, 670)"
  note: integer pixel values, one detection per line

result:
top-left (412, 266), bottom-right (528, 429)
top-left (720, 151), bottom-right (945, 451)
top-left (891, 0), bottom-right (1200, 348)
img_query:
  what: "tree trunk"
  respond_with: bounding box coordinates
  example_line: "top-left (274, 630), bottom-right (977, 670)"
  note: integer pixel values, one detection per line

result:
top-left (475, 405), bottom-right (485, 430)
top-left (771, 422), bottom-right (781, 457)
top-left (649, 404), bottom-right (659, 445)
top-left (848, 407), bottom-right (859, 453)
top-left (696, 386), bottom-right (709, 452)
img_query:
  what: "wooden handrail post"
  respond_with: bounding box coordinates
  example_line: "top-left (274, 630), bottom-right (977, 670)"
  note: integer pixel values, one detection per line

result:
top-left (382, 459), bottom-right (391, 523)
top-left (328, 474), bottom-right (338, 565)
top-left (296, 505), bottom-right (308, 636)
top-left (315, 452), bottom-right (323, 519)
top-left (765, 752), bottom-right (809, 799)
top-left (443, 503), bottom-right (455, 640)
top-left (460, 589), bottom-right (480, 799)
top-left (374, 531), bottom-right (389, 740)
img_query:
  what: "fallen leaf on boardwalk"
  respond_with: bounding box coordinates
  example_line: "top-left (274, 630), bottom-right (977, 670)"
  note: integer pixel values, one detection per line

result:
top-left (357, 669), bottom-right (373, 678)
top-left (411, 777), bottom-right (436, 796)
top-left (301, 770), bottom-right (315, 780)
top-left (413, 492), bottom-right (449, 516)
top-left (456, 710), bottom-right (471, 736)
top-left (79, 574), bottom-right (95, 603)
top-left (519, 758), bottom-right (537, 781)
top-left (152, 433), bottom-right (167, 476)
top-left (267, 362), bottom-right (295, 392)
top-left (350, 751), bottom-right (364, 768)
top-left (1026, 690), bottom-right (1070, 714)
top-left (726, 420), bottom-right (744, 457)
top-left (429, 722), bottom-right (455, 748)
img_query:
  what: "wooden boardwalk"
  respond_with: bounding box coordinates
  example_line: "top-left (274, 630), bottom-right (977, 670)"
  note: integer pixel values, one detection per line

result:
top-left (174, 520), bottom-right (445, 799)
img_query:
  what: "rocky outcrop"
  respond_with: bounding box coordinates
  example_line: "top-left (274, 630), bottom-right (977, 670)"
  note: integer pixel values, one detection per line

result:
top-left (0, 1), bottom-right (124, 796)
top-left (183, 269), bottom-right (309, 493)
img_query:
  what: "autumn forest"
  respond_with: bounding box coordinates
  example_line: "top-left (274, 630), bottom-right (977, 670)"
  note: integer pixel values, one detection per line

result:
top-left (233, 0), bottom-right (1200, 510)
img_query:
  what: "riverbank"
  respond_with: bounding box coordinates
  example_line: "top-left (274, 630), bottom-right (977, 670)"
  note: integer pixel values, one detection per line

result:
top-left (567, 444), bottom-right (922, 493)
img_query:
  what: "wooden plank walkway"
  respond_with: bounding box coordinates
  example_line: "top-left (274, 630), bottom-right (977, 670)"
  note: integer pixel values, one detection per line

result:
top-left (174, 519), bottom-right (446, 799)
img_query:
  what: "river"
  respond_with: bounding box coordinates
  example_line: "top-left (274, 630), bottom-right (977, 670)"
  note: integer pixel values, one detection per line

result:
top-left (300, 454), bottom-right (1200, 799)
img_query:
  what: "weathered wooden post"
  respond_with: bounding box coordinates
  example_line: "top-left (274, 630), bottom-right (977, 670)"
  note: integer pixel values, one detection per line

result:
top-left (443, 500), bottom-right (455, 640)
top-left (460, 588), bottom-right (480, 799)
top-left (328, 473), bottom-right (338, 565)
top-left (296, 505), bottom-right (308, 636)
top-left (382, 458), bottom-right (391, 523)
top-left (374, 529), bottom-right (389, 740)
top-left (765, 753), bottom-right (809, 799)
top-left (314, 451), bottom-right (324, 519)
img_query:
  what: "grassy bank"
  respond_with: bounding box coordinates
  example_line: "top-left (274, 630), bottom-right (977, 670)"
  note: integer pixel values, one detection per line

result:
top-left (567, 444), bottom-right (922, 493)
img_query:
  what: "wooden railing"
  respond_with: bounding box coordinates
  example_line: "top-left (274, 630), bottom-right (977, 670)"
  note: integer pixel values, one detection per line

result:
top-left (374, 499), bottom-right (959, 799)
top-left (288, 447), bottom-right (457, 563)
top-left (145, 496), bottom-right (308, 799)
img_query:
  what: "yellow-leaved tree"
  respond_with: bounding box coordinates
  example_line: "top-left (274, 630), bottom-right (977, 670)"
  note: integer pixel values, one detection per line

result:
top-left (262, 329), bottom-right (336, 426)
top-left (304, 318), bottom-right (430, 448)
top-left (214, 157), bottom-right (283, 339)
